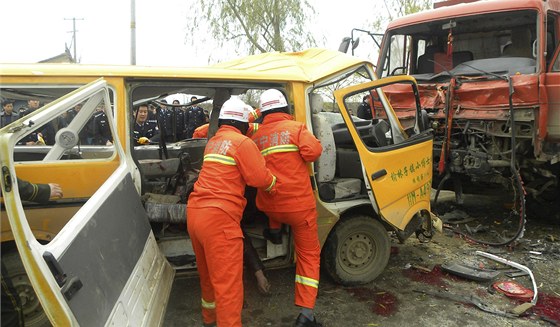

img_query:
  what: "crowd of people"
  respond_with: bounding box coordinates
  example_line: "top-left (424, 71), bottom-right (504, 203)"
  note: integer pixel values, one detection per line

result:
top-left (0, 98), bottom-right (113, 146)
top-left (132, 97), bottom-right (208, 145)
top-left (1, 95), bottom-right (209, 147)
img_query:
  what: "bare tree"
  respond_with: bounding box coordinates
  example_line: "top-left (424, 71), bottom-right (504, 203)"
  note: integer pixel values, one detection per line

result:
top-left (186, 0), bottom-right (317, 57)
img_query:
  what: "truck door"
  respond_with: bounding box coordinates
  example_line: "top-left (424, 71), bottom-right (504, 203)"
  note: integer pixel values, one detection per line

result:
top-left (0, 79), bottom-right (174, 326)
top-left (333, 76), bottom-right (433, 230)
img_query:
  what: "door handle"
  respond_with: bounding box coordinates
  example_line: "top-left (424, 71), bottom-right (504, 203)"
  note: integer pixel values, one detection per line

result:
top-left (371, 169), bottom-right (387, 181)
top-left (43, 251), bottom-right (67, 287)
top-left (43, 251), bottom-right (83, 301)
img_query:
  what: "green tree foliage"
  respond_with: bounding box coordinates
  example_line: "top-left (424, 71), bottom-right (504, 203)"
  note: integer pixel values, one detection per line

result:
top-left (186, 0), bottom-right (316, 55)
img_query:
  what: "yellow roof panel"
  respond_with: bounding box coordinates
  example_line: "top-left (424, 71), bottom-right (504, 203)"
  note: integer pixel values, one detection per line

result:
top-left (213, 48), bottom-right (369, 82)
top-left (0, 48), bottom-right (368, 83)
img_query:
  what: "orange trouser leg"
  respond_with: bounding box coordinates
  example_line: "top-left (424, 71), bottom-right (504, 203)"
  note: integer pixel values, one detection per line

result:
top-left (266, 208), bottom-right (321, 308)
top-left (188, 207), bottom-right (244, 327)
top-left (268, 219), bottom-right (282, 230)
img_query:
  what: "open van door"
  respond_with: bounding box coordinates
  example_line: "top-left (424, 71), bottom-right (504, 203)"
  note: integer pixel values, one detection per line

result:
top-left (333, 76), bottom-right (433, 231)
top-left (0, 79), bottom-right (174, 326)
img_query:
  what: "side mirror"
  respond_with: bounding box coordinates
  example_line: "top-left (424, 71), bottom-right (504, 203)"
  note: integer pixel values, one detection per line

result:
top-left (338, 37), bottom-right (351, 53)
top-left (352, 37), bottom-right (360, 50)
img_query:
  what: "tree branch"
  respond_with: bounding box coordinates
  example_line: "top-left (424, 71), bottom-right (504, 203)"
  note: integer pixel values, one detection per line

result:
top-left (225, 0), bottom-right (267, 52)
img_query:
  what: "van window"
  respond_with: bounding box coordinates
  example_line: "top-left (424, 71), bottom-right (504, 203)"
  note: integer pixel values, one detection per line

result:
top-left (6, 86), bottom-right (118, 227)
top-left (0, 86), bottom-right (117, 162)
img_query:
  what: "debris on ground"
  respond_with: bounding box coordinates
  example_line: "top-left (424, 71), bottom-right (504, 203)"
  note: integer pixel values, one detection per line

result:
top-left (441, 262), bottom-right (501, 282)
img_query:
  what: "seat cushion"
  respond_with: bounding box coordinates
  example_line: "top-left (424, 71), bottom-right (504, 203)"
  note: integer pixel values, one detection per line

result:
top-left (312, 114), bottom-right (336, 182)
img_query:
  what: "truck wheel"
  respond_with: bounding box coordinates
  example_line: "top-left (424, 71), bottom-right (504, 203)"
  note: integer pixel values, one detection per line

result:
top-left (322, 215), bottom-right (390, 285)
top-left (3, 250), bottom-right (51, 327)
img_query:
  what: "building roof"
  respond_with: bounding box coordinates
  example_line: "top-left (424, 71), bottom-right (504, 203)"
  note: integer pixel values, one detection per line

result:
top-left (38, 48), bottom-right (75, 63)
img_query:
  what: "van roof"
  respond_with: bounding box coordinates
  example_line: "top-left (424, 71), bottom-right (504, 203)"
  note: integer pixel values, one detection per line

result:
top-left (387, 0), bottom-right (558, 30)
top-left (0, 48), bottom-right (368, 84)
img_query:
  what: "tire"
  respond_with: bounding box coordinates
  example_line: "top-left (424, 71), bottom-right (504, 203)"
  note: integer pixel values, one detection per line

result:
top-left (3, 250), bottom-right (52, 327)
top-left (322, 215), bottom-right (390, 285)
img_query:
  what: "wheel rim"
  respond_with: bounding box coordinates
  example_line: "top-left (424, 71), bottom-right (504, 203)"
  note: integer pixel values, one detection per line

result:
top-left (12, 272), bottom-right (45, 324)
top-left (338, 231), bottom-right (376, 275)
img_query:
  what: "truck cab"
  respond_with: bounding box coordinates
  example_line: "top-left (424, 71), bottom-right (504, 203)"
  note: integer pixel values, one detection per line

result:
top-left (345, 0), bottom-right (560, 219)
top-left (0, 48), bottom-right (436, 326)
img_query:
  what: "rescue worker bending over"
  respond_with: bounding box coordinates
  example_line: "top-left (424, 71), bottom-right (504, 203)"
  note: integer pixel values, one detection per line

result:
top-left (193, 107), bottom-right (260, 139)
top-left (251, 89), bottom-right (323, 327)
top-left (186, 97), bottom-right (277, 327)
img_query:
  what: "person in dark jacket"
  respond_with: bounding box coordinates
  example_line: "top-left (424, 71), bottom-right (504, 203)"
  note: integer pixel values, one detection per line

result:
top-left (1, 100), bottom-right (18, 128)
top-left (17, 99), bottom-right (56, 145)
top-left (185, 96), bottom-right (206, 139)
top-left (133, 104), bottom-right (159, 145)
top-left (157, 100), bottom-right (187, 142)
top-left (1, 178), bottom-right (62, 327)
top-left (357, 95), bottom-right (373, 120)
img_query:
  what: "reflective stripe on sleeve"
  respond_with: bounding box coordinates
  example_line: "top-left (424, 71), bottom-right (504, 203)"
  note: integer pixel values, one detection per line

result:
top-left (260, 144), bottom-right (299, 156)
top-left (266, 175), bottom-right (277, 192)
top-left (295, 274), bottom-right (319, 288)
top-left (201, 298), bottom-right (216, 309)
top-left (203, 154), bottom-right (236, 165)
top-left (30, 183), bottom-right (39, 201)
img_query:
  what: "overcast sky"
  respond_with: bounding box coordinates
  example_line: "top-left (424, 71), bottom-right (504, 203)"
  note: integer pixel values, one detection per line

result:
top-left (0, 0), bottom-right (382, 67)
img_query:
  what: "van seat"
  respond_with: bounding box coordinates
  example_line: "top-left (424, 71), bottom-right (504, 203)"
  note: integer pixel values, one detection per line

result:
top-left (310, 94), bottom-right (362, 201)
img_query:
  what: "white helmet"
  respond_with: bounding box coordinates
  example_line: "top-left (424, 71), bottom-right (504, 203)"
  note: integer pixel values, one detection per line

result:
top-left (219, 97), bottom-right (250, 122)
top-left (259, 89), bottom-right (288, 112)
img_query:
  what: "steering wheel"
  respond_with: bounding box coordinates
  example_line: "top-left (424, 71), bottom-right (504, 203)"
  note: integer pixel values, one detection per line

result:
top-left (390, 66), bottom-right (407, 76)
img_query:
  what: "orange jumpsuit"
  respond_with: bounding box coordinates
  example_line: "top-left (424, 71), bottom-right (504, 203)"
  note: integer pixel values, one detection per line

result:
top-left (187, 125), bottom-right (276, 327)
top-left (251, 112), bottom-right (323, 309)
top-left (193, 123), bottom-right (260, 139)
top-left (192, 123), bottom-right (209, 138)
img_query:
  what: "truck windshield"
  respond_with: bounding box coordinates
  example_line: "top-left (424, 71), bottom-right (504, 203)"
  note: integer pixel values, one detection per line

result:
top-left (378, 10), bottom-right (539, 80)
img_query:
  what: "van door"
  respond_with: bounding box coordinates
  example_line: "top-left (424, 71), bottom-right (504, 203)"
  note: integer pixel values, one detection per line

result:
top-left (0, 79), bottom-right (174, 326)
top-left (333, 76), bottom-right (433, 230)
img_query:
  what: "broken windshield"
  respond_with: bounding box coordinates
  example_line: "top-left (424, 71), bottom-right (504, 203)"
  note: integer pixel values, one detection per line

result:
top-left (378, 9), bottom-right (539, 81)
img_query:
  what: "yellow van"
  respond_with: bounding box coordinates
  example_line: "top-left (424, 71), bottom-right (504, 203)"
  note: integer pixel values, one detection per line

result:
top-left (0, 48), bottom-right (436, 326)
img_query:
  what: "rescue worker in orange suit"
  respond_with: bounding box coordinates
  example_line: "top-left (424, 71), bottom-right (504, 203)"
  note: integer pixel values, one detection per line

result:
top-left (251, 89), bottom-right (323, 327)
top-left (193, 107), bottom-right (260, 139)
top-left (193, 123), bottom-right (210, 138)
top-left (187, 97), bottom-right (277, 327)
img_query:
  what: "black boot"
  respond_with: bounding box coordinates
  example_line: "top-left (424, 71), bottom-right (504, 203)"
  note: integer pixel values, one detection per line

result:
top-left (202, 322), bottom-right (216, 327)
top-left (294, 313), bottom-right (323, 327)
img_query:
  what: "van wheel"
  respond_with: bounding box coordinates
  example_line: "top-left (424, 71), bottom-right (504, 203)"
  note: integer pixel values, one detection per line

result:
top-left (3, 250), bottom-right (51, 327)
top-left (322, 215), bottom-right (390, 285)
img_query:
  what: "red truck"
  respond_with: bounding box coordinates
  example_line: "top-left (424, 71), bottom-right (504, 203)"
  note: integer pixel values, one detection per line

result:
top-left (343, 0), bottom-right (560, 236)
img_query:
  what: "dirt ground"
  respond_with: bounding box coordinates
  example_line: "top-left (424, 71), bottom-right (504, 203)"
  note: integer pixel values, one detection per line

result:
top-left (164, 191), bottom-right (560, 326)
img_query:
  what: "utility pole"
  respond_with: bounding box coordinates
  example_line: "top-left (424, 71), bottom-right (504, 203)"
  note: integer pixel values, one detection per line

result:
top-left (130, 0), bottom-right (137, 65)
top-left (65, 17), bottom-right (84, 63)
